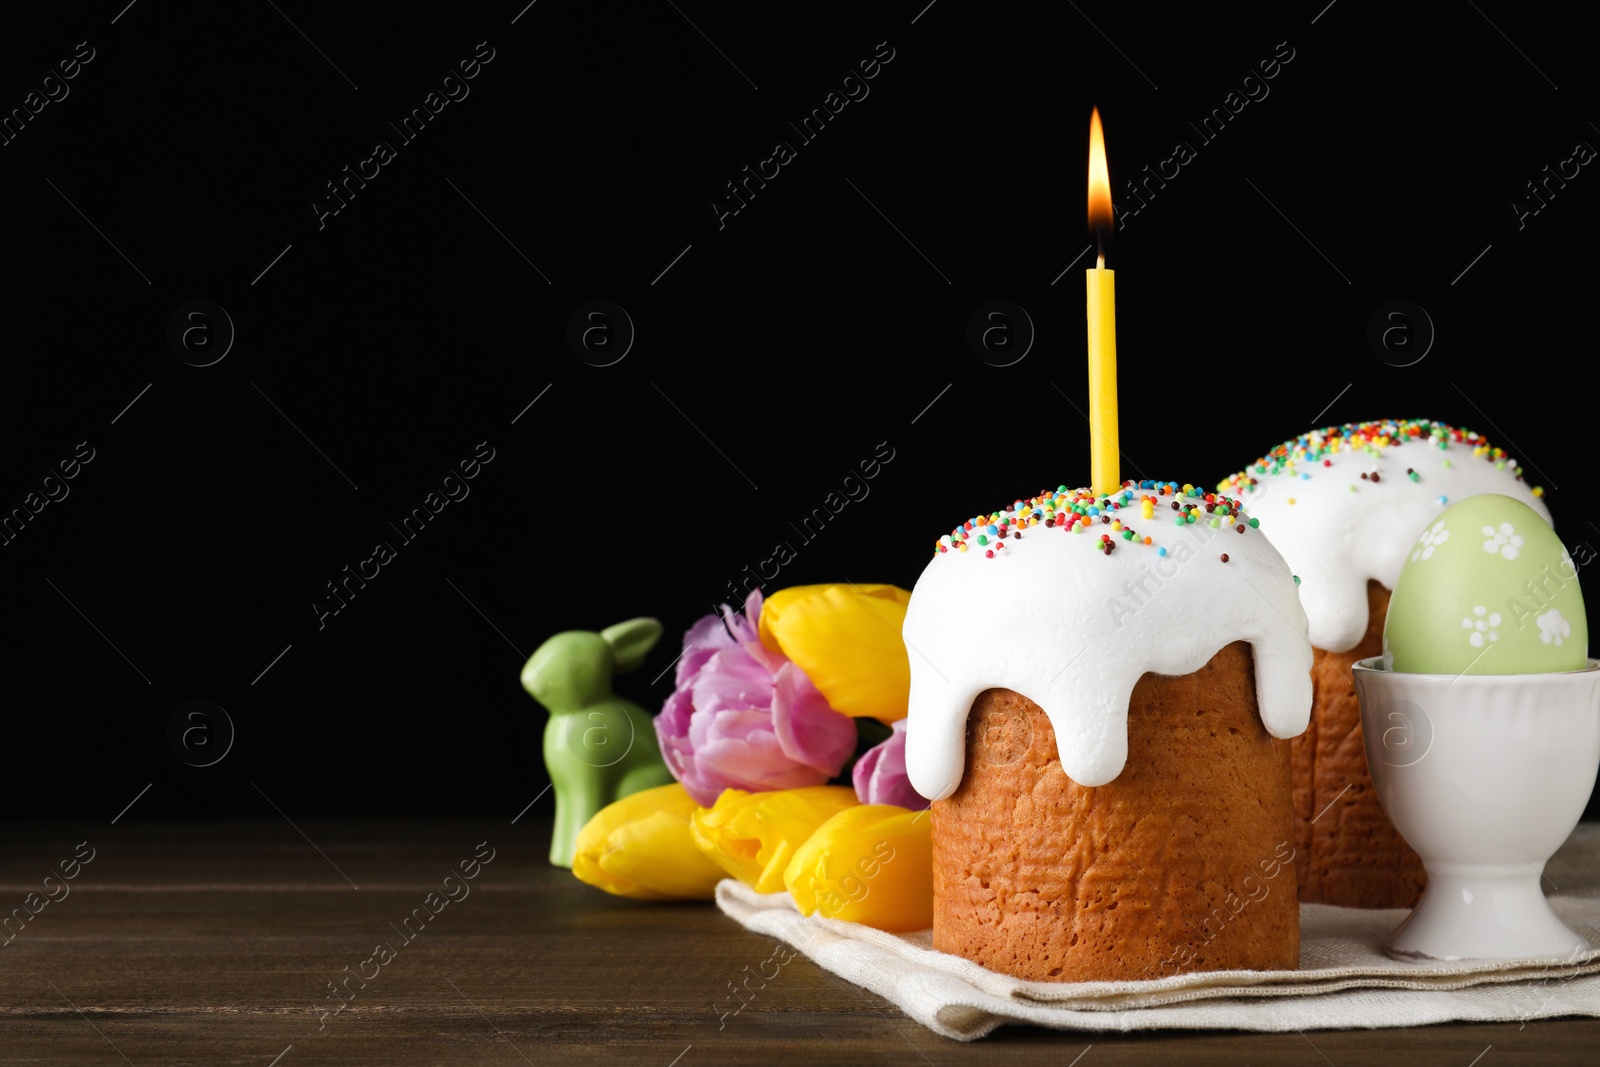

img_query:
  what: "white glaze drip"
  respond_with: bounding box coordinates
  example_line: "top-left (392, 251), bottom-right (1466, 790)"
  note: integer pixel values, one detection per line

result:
top-left (902, 488), bottom-right (1313, 802)
top-left (1223, 429), bottom-right (1551, 653)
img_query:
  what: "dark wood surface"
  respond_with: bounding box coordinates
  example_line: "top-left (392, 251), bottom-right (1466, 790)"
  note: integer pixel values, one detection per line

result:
top-left (2, 817), bottom-right (1596, 1066)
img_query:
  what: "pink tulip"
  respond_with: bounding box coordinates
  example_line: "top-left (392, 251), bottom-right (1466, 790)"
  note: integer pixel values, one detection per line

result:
top-left (851, 720), bottom-right (928, 810)
top-left (656, 590), bottom-right (857, 807)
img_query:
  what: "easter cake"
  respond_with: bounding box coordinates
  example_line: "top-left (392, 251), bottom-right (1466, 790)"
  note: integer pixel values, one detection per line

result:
top-left (1219, 419), bottom-right (1552, 909)
top-left (903, 482), bottom-right (1313, 983)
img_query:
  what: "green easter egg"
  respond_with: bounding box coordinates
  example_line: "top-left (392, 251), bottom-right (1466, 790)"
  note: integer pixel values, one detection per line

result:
top-left (1386, 494), bottom-right (1586, 675)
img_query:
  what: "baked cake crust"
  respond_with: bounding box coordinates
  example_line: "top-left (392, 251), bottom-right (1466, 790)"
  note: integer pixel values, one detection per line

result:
top-left (1294, 581), bottom-right (1427, 909)
top-left (931, 641), bottom-right (1299, 983)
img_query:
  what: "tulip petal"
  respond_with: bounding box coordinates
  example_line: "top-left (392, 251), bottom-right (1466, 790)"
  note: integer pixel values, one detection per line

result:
top-left (740, 634), bottom-right (790, 676)
top-left (571, 784), bottom-right (725, 900)
top-left (690, 786), bottom-right (859, 893)
top-left (761, 585), bottom-right (912, 721)
top-left (757, 584), bottom-right (835, 651)
top-left (851, 719), bottom-right (928, 810)
top-left (691, 648), bottom-right (773, 714)
top-left (673, 590), bottom-right (762, 689)
top-left (770, 662), bottom-right (856, 775)
top-left (783, 804), bottom-right (933, 931)
top-left (598, 811), bottom-right (727, 899)
top-left (692, 727), bottom-right (829, 799)
top-left (732, 588), bottom-right (764, 643)
top-left (675, 613), bottom-right (735, 690)
top-left (656, 688), bottom-right (699, 788)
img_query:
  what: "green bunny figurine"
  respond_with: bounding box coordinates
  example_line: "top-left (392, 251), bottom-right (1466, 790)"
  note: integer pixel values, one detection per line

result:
top-left (521, 617), bottom-right (677, 868)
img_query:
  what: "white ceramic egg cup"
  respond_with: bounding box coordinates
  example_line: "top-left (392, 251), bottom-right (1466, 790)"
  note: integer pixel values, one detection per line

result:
top-left (1351, 657), bottom-right (1600, 961)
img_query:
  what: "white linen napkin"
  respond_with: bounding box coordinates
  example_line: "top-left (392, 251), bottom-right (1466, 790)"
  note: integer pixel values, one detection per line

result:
top-left (714, 825), bottom-right (1600, 1040)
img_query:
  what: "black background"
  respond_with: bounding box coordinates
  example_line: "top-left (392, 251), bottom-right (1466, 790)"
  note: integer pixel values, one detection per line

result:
top-left (3, 0), bottom-right (1598, 824)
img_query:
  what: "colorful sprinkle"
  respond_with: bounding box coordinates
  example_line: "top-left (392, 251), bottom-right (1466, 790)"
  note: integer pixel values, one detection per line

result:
top-left (1217, 419), bottom-right (1543, 500)
top-left (929, 481), bottom-right (1261, 563)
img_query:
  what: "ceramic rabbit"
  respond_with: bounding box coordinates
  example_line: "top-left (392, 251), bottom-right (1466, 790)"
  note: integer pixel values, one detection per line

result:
top-left (521, 617), bottom-right (676, 867)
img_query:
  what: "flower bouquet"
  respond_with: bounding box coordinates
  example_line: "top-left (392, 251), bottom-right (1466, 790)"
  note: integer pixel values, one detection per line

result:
top-left (566, 583), bottom-right (933, 931)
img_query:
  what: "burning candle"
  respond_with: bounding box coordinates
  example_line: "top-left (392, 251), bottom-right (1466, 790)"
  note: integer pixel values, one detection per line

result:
top-left (1086, 107), bottom-right (1119, 496)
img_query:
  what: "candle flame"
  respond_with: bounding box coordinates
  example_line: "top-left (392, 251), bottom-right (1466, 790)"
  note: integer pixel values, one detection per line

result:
top-left (1088, 107), bottom-right (1112, 257)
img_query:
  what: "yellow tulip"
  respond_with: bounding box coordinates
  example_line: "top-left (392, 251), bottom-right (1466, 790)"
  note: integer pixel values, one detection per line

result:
top-left (783, 804), bottom-right (933, 931)
top-left (571, 784), bottom-right (726, 900)
top-left (690, 786), bottom-right (860, 894)
top-left (758, 583), bottom-right (912, 722)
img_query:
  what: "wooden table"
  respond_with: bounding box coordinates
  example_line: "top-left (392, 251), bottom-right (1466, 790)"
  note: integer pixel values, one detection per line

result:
top-left (3, 818), bottom-right (1595, 1065)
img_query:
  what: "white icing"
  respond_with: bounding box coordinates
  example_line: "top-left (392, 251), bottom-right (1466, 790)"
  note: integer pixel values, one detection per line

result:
top-left (1222, 429), bottom-right (1551, 652)
top-left (902, 487), bottom-right (1313, 801)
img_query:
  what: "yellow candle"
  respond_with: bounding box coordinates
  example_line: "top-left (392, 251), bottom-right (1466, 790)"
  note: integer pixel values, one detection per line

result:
top-left (1086, 266), bottom-right (1118, 495)
top-left (1086, 107), bottom-right (1119, 496)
